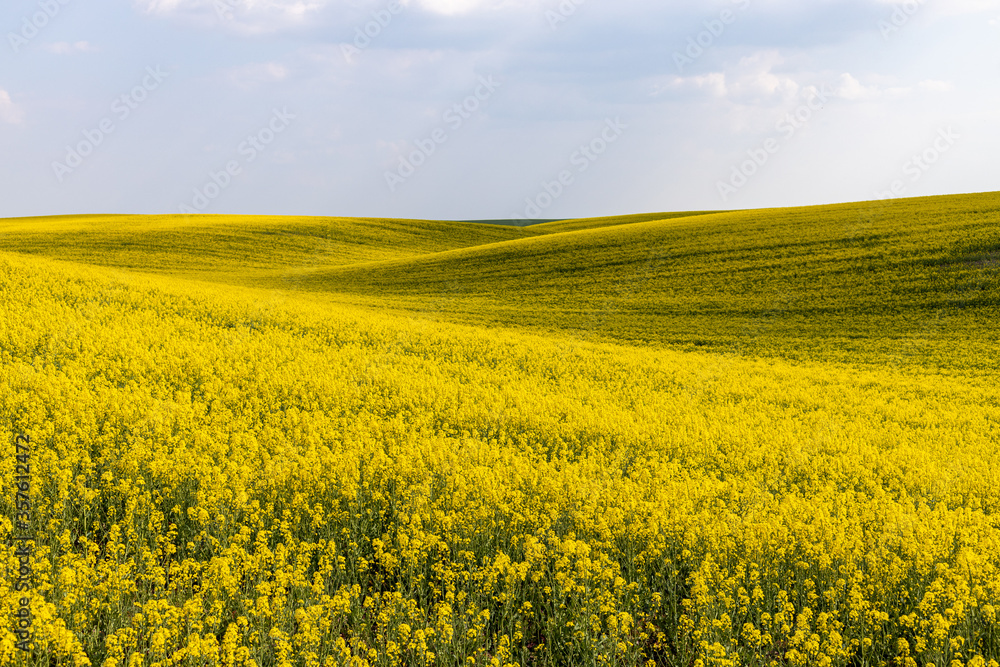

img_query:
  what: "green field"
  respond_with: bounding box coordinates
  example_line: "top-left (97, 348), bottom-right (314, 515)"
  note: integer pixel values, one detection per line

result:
top-left (4, 194), bottom-right (997, 369)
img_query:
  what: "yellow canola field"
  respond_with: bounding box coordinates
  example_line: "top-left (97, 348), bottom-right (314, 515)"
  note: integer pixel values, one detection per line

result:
top-left (0, 201), bottom-right (999, 667)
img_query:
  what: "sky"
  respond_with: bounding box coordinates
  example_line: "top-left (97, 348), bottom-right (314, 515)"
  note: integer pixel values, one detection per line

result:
top-left (1, 0), bottom-right (998, 221)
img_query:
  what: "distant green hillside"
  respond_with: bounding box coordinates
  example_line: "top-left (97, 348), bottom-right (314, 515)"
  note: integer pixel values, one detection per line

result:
top-left (532, 211), bottom-right (718, 234)
top-left (0, 214), bottom-right (542, 279)
top-left (460, 219), bottom-right (563, 227)
top-left (2, 193), bottom-right (997, 370)
top-left (275, 193), bottom-right (1000, 369)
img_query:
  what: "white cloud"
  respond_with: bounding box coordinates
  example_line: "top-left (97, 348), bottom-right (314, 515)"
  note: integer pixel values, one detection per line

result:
top-left (651, 72), bottom-right (727, 99)
top-left (918, 79), bottom-right (953, 93)
top-left (42, 41), bottom-right (98, 55)
top-left (0, 90), bottom-right (24, 124)
top-left (835, 73), bottom-right (879, 101)
top-left (834, 73), bottom-right (912, 101)
top-left (929, 0), bottom-right (1000, 16)
top-left (132, 0), bottom-right (331, 34)
top-left (652, 52), bottom-right (802, 105)
top-left (724, 51), bottom-right (800, 104)
top-left (417, 0), bottom-right (483, 14)
top-left (414, 0), bottom-right (531, 15)
top-left (132, 0), bottom-right (542, 32)
top-left (136, 0), bottom-right (323, 11)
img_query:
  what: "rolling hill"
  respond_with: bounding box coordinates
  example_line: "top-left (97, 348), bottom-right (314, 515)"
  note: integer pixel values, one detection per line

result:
top-left (2, 193), bottom-right (999, 667)
top-left (8, 194), bottom-right (993, 370)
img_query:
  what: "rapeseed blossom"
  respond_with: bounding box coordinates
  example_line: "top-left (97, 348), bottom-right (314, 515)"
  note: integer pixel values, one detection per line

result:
top-left (2, 196), bottom-right (1000, 666)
